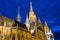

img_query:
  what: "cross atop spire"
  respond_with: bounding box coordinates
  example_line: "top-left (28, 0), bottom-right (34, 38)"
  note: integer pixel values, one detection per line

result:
top-left (30, 2), bottom-right (33, 12)
top-left (26, 15), bottom-right (29, 23)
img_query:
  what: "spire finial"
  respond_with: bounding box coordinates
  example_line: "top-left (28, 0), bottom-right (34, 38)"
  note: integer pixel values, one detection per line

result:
top-left (30, 2), bottom-right (33, 12)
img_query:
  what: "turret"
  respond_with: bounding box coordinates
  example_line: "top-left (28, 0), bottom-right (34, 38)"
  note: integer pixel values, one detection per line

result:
top-left (44, 21), bottom-right (50, 33)
top-left (25, 15), bottom-right (30, 31)
top-left (44, 21), bottom-right (54, 40)
top-left (17, 9), bottom-right (21, 22)
top-left (37, 18), bottom-right (43, 30)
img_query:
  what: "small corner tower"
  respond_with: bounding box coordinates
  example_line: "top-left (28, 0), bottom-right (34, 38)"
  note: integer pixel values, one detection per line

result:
top-left (25, 15), bottom-right (30, 30)
top-left (17, 9), bottom-right (21, 22)
top-left (44, 21), bottom-right (50, 33)
top-left (44, 21), bottom-right (54, 40)
top-left (37, 18), bottom-right (43, 29)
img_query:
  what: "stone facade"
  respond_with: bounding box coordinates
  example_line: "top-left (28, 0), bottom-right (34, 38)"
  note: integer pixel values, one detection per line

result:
top-left (0, 2), bottom-right (54, 40)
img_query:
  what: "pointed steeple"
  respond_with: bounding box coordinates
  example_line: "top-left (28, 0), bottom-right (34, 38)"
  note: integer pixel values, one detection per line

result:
top-left (44, 21), bottom-right (54, 40)
top-left (44, 21), bottom-right (50, 33)
top-left (26, 16), bottom-right (29, 23)
top-left (25, 15), bottom-right (30, 31)
top-left (29, 2), bottom-right (37, 22)
top-left (38, 18), bottom-right (42, 24)
top-left (30, 2), bottom-right (33, 12)
top-left (37, 18), bottom-right (43, 29)
top-left (44, 21), bottom-right (48, 27)
top-left (17, 9), bottom-right (21, 22)
top-left (29, 2), bottom-right (34, 15)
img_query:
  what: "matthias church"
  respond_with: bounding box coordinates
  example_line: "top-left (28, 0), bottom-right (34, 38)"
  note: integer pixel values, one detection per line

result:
top-left (0, 2), bottom-right (54, 40)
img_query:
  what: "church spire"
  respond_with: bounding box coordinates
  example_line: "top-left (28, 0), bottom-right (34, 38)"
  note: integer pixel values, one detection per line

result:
top-left (30, 2), bottom-right (33, 12)
top-left (37, 18), bottom-right (43, 29)
top-left (17, 9), bottom-right (21, 22)
top-left (25, 15), bottom-right (30, 31)
top-left (29, 2), bottom-right (37, 22)
top-left (44, 21), bottom-right (50, 33)
top-left (38, 18), bottom-right (41, 23)
top-left (26, 15), bottom-right (29, 23)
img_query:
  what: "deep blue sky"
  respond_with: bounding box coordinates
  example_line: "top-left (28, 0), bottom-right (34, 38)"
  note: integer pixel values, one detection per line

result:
top-left (0, 0), bottom-right (60, 40)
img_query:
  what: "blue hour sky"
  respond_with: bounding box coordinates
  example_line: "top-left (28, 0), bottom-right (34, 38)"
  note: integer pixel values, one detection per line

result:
top-left (0, 0), bottom-right (60, 40)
